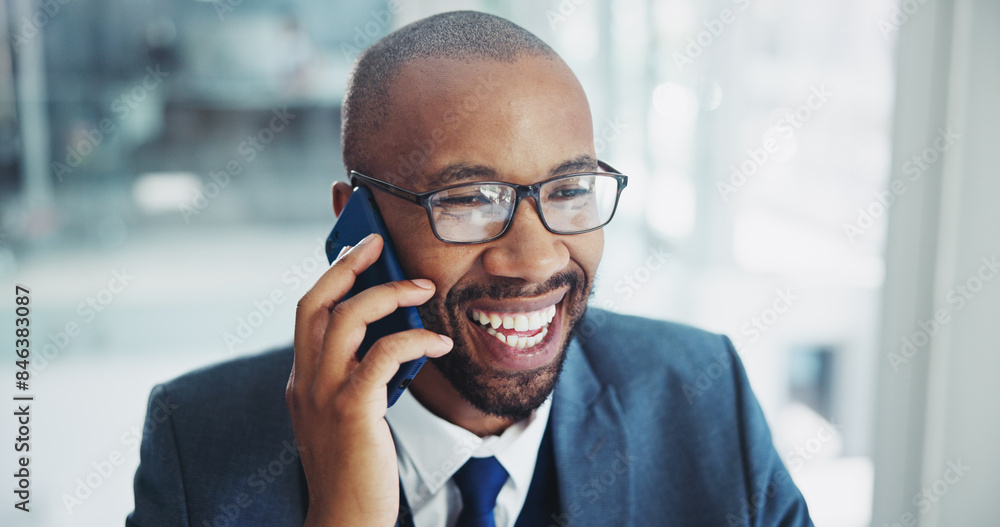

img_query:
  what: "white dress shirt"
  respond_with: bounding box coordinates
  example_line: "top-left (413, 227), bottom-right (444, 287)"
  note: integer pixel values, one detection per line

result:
top-left (385, 389), bottom-right (552, 527)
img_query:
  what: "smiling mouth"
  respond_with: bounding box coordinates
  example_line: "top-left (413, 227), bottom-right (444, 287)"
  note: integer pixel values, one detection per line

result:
top-left (467, 304), bottom-right (558, 350)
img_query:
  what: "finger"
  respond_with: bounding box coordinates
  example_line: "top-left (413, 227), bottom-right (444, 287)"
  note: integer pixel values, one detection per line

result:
top-left (292, 233), bottom-right (382, 386)
top-left (348, 328), bottom-right (453, 394)
top-left (318, 278), bottom-right (438, 380)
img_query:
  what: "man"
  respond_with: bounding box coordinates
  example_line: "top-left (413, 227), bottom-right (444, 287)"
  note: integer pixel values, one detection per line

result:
top-left (128, 11), bottom-right (812, 527)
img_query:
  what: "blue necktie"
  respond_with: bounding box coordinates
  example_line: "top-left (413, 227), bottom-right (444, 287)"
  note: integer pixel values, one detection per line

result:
top-left (453, 456), bottom-right (509, 527)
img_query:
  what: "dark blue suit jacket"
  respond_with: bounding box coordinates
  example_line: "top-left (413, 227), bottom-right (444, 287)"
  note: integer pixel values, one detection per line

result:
top-left (127, 309), bottom-right (813, 526)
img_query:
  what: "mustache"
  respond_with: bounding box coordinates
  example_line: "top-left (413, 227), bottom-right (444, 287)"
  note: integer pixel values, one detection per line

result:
top-left (444, 270), bottom-right (583, 309)
top-left (416, 270), bottom-right (588, 331)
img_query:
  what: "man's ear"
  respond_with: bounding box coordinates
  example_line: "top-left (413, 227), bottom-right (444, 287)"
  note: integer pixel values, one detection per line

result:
top-left (332, 181), bottom-right (353, 217)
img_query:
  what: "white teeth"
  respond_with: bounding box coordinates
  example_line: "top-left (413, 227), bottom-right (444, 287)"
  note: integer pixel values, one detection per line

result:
top-left (472, 306), bottom-right (556, 330)
top-left (527, 328), bottom-right (548, 348)
top-left (484, 326), bottom-right (549, 349)
top-left (489, 328), bottom-right (505, 342)
top-left (471, 306), bottom-right (556, 350)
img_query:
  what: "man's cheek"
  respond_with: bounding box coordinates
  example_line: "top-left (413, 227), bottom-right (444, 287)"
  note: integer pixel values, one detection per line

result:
top-left (416, 303), bottom-right (443, 331)
top-left (579, 231), bottom-right (604, 275)
top-left (417, 298), bottom-right (458, 334)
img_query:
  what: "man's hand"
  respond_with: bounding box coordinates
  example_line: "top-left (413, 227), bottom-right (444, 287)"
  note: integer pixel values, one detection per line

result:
top-left (287, 233), bottom-right (453, 527)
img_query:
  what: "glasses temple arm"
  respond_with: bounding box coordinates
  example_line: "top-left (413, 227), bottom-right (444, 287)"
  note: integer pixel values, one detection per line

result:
top-left (349, 172), bottom-right (422, 204)
top-left (597, 160), bottom-right (621, 174)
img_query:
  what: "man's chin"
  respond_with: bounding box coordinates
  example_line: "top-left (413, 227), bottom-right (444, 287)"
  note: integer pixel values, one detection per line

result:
top-left (425, 304), bottom-right (583, 422)
top-left (427, 332), bottom-right (569, 422)
top-left (417, 270), bottom-right (590, 421)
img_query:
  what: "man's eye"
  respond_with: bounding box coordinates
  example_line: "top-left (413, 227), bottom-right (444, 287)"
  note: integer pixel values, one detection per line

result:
top-left (547, 184), bottom-right (595, 201)
top-left (436, 194), bottom-right (492, 208)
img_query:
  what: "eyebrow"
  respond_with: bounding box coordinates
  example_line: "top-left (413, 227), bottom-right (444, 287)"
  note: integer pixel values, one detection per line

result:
top-left (424, 163), bottom-right (498, 187)
top-left (423, 154), bottom-right (600, 188)
top-left (548, 154), bottom-right (599, 177)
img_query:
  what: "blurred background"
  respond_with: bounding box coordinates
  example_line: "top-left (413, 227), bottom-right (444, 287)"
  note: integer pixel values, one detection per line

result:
top-left (1, 0), bottom-right (997, 525)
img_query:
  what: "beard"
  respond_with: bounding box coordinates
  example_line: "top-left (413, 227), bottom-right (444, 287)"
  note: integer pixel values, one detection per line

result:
top-left (416, 269), bottom-right (591, 422)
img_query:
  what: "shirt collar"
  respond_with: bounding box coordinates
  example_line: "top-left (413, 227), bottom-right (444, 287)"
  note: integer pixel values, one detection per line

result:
top-left (386, 387), bottom-right (552, 502)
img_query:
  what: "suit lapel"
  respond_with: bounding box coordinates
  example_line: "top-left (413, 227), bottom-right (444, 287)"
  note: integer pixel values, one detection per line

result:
top-left (551, 338), bottom-right (633, 527)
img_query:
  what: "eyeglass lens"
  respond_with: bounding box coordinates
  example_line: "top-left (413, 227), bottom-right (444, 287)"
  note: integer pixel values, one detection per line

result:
top-left (427, 175), bottom-right (619, 242)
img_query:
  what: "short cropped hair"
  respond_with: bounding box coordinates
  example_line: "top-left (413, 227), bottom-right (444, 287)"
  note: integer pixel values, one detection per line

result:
top-left (341, 10), bottom-right (557, 176)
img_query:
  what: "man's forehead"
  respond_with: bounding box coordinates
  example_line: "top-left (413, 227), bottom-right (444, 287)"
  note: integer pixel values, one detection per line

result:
top-left (369, 55), bottom-right (594, 188)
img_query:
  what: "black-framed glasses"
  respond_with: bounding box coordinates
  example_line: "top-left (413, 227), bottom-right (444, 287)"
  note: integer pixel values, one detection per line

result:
top-left (349, 161), bottom-right (628, 244)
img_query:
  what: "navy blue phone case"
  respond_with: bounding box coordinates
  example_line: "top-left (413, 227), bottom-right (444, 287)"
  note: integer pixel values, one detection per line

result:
top-left (325, 186), bottom-right (426, 407)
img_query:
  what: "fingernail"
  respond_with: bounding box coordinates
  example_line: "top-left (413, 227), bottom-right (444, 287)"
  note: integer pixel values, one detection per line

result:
top-left (357, 233), bottom-right (377, 246)
top-left (411, 278), bottom-right (434, 289)
top-left (439, 334), bottom-right (453, 346)
top-left (336, 246), bottom-right (352, 260)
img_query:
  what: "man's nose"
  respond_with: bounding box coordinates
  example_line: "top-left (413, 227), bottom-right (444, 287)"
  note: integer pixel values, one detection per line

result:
top-left (481, 200), bottom-right (570, 283)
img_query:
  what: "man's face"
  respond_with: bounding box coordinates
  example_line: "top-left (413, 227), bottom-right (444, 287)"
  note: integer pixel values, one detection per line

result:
top-left (362, 55), bottom-right (601, 421)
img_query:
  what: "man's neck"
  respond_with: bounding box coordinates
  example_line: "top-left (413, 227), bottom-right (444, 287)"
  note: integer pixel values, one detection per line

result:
top-left (407, 363), bottom-right (515, 437)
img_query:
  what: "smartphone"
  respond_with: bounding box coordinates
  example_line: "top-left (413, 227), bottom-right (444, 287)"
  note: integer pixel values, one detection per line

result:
top-left (325, 185), bottom-right (426, 407)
